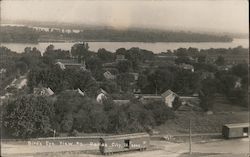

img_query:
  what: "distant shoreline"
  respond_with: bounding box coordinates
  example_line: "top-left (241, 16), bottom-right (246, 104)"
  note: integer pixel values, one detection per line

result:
top-left (0, 40), bottom-right (235, 44)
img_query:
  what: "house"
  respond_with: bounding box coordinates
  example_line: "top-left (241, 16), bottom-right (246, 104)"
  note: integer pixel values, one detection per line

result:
top-left (99, 133), bottom-right (150, 155)
top-left (135, 94), bottom-right (162, 102)
top-left (161, 90), bottom-right (179, 108)
top-left (115, 54), bottom-right (127, 62)
top-left (102, 62), bottom-right (117, 68)
top-left (34, 87), bottom-right (54, 96)
top-left (55, 59), bottom-right (86, 70)
top-left (62, 88), bottom-right (85, 97)
top-left (96, 88), bottom-right (108, 104)
top-left (218, 65), bottom-right (232, 71)
top-left (222, 123), bottom-right (249, 139)
top-left (113, 100), bottom-right (130, 106)
top-left (130, 73), bottom-right (139, 81)
top-left (134, 90), bottom-right (179, 108)
top-left (76, 88), bottom-right (85, 96)
top-left (133, 88), bottom-right (141, 94)
top-left (5, 75), bottom-right (27, 91)
top-left (179, 63), bottom-right (194, 72)
top-left (234, 78), bottom-right (242, 88)
top-left (103, 71), bottom-right (116, 80)
top-left (200, 71), bottom-right (215, 80)
top-left (0, 68), bottom-right (6, 74)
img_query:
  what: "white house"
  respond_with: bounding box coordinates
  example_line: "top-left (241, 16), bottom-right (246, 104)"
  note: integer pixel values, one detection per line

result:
top-left (96, 89), bottom-right (108, 104)
top-left (103, 71), bottom-right (116, 80)
top-left (161, 90), bottom-right (178, 108)
top-left (34, 87), bottom-right (54, 96)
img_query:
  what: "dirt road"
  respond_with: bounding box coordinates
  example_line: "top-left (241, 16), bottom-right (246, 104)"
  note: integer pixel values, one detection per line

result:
top-left (2, 138), bottom-right (249, 157)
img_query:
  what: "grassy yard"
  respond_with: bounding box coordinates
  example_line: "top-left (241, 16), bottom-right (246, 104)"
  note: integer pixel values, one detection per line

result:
top-left (156, 111), bottom-right (248, 134)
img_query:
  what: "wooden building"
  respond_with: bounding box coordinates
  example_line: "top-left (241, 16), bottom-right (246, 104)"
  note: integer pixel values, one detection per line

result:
top-left (222, 123), bottom-right (249, 139)
top-left (99, 133), bottom-right (150, 155)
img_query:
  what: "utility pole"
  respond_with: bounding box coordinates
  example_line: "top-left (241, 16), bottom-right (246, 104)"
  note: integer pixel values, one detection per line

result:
top-left (154, 80), bottom-right (158, 95)
top-left (189, 118), bottom-right (192, 155)
top-left (189, 106), bottom-right (193, 155)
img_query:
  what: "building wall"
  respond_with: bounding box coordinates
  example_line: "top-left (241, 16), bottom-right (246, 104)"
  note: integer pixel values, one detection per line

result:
top-left (101, 137), bottom-right (149, 154)
top-left (228, 127), bottom-right (244, 138)
top-left (223, 126), bottom-right (248, 138)
top-left (164, 94), bottom-right (175, 108)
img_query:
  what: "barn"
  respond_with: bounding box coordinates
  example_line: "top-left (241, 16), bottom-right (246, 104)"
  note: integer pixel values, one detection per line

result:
top-left (222, 123), bottom-right (249, 139)
top-left (99, 133), bottom-right (150, 155)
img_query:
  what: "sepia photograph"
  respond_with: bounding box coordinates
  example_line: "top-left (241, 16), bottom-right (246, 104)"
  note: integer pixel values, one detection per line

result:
top-left (0, 0), bottom-right (249, 156)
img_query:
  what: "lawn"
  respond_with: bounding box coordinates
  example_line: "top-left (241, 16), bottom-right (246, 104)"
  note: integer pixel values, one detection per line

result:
top-left (156, 111), bottom-right (248, 134)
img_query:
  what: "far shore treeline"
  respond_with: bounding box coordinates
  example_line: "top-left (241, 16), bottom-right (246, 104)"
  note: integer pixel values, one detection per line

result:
top-left (0, 42), bottom-right (248, 139)
top-left (0, 26), bottom-right (233, 43)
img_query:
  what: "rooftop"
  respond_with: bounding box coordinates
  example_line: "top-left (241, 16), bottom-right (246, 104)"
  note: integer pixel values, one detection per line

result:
top-left (101, 132), bottom-right (149, 141)
top-left (224, 123), bottom-right (249, 128)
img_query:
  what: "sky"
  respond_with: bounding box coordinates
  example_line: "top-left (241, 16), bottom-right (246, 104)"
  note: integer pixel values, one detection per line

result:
top-left (1, 0), bottom-right (249, 33)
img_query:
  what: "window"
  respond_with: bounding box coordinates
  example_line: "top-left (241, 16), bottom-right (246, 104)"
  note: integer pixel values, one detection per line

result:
top-left (124, 139), bottom-right (130, 149)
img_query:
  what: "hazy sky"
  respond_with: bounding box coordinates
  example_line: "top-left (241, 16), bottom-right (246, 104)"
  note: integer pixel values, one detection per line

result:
top-left (1, 0), bottom-right (249, 33)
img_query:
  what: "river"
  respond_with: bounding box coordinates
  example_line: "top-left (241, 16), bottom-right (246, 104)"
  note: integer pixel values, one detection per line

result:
top-left (0, 38), bottom-right (248, 54)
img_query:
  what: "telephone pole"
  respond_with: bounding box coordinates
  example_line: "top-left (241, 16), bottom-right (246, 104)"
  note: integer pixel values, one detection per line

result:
top-left (189, 118), bottom-right (192, 155)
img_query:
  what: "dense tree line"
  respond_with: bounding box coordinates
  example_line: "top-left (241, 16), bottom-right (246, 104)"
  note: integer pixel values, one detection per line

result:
top-left (28, 66), bottom-right (99, 97)
top-left (199, 63), bottom-right (248, 111)
top-left (2, 93), bottom-right (174, 138)
top-left (0, 26), bottom-right (233, 43)
top-left (77, 29), bottom-right (232, 42)
top-left (0, 26), bottom-right (39, 43)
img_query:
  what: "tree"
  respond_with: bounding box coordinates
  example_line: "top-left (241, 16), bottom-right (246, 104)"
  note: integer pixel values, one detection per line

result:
top-left (230, 64), bottom-right (248, 78)
top-left (15, 61), bottom-right (28, 75)
top-left (71, 43), bottom-right (91, 62)
top-left (143, 100), bottom-right (174, 125)
top-left (173, 70), bottom-right (200, 95)
top-left (116, 73), bottom-right (134, 92)
top-left (215, 56), bottom-right (225, 66)
top-left (197, 55), bottom-right (206, 63)
top-left (116, 48), bottom-right (126, 55)
top-left (3, 95), bottom-right (55, 138)
top-left (137, 74), bottom-right (149, 93)
top-left (86, 57), bottom-right (103, 79)
top-left (148, 69), bottom-right (174, 94)
top-left (55, 91), bottom-right (101, 133)
top-left (175, 56), bottom-right (192, 64)
top-left (172, 97), bottom-right (182, 110)
top-left (117, 60), bottom-right (132, 73)
top-left (100, 80), bottom-right (119, 94)
top-left (97, 48), bottom-right (114, 62)
top-left (43, 46), bottom-right (70, 60)
top-left (199, 78), bottom-right (218, 111)
top-left (45, 44), bottom-right (55, 53)
top-left (228, 88), bottom-right (248, 107)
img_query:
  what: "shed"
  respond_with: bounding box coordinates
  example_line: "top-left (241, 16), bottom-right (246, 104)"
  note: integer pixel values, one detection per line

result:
top-left (99, 133), bottom-right (150, 155)
top-left (222, 123), bottom-right (249, 139)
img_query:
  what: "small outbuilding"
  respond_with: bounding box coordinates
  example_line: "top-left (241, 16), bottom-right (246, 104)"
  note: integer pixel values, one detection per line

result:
top-left (222, 123), bottom-right (249, 139)
top-left (99, 133), bottom-right (150, 155)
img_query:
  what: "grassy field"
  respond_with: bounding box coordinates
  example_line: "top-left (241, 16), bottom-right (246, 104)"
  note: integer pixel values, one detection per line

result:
top-left (156, 111), bottom-right (248, 134)
top-left (156, 96), bottom-right (248, 135)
